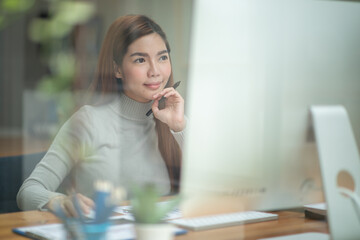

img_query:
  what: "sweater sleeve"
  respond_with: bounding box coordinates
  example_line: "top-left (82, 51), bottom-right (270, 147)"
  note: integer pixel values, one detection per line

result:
top-left (170, 116), bottom-right (187, 149)
top-left (16, 106), bottom-right (95, 211)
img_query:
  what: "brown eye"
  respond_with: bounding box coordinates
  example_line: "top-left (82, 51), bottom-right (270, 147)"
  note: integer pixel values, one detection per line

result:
top-left (159, 55), bottom-right (168, 61)
top-left (134, 58), bottom-right (145, 63)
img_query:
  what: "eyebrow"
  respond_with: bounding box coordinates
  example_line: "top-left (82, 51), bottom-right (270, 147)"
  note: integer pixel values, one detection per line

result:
top-left (129, 50), bottom-right (169, 57)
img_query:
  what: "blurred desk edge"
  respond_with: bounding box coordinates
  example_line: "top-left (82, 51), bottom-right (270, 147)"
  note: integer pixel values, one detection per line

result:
top-left (0, 210), bottom-right (328, 240)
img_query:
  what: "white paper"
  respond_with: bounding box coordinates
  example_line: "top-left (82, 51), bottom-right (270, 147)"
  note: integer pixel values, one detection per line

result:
top-left (15, 223), bottom-right (185, 240)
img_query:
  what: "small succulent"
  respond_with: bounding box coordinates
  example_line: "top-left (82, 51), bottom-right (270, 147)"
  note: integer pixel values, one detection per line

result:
top-left (130, 184), bottom-right (181, 224)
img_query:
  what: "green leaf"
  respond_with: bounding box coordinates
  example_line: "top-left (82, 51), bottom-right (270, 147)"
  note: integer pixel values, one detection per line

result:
top-left (37, 75), bottom-right (59, 94)
top-left (131, 184), bottom-right (159, 223)
top-left (130, 184), bottom-right (181, 224)
top-left (49, 52), bottom-right (75, 79)
top-left (1, 0), bottom-right (35, 13)
top-left (152, 197), bottom-right (181, 222)
top-left (28, 18), bottom-right (50, 42)
top-left (55, 1), bottom-right (95, 26)
top-left (48, 19), bottom-right (72, 39)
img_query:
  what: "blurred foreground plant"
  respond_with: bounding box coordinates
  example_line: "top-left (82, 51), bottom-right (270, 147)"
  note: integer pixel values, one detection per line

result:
top-left (131, 184), bottom-right (181, 224)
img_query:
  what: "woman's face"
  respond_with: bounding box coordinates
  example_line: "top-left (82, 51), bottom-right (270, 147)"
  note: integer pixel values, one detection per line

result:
top-left (116, 33), bottom-right (171, 103)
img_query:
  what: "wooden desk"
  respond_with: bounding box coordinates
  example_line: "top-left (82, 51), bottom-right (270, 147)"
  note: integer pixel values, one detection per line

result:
top-left (0, 210), bottom-right (328, 240)
top-left (0, 136), bottom-right (50, 157)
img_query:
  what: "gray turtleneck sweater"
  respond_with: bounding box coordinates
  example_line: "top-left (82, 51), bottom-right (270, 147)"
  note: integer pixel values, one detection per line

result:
top-left (17, 94), bottom-right (185, 211)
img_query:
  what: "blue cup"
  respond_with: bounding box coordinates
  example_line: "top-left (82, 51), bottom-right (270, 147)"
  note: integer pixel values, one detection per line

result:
top-left (82, 221), bottom-right (111, 240)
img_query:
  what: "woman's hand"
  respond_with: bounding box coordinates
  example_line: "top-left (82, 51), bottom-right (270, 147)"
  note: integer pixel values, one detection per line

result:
top-left (152, 87), bottom-right (185, 132)
top-left (46, 193), bottom-right (94, 217)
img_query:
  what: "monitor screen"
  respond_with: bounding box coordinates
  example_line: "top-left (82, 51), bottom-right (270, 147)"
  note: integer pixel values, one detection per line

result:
top-left (180, 0), bottom-right (360, 217)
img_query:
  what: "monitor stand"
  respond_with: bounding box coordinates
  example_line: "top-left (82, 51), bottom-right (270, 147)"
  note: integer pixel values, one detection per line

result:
top-left (262, 105), bottom-right (360, 240)
top-left (310, 105), bottom-right (360, 239)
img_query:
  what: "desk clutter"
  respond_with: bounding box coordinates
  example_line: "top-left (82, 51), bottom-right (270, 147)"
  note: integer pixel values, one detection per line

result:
top-left (5, 210), bottom-right (329, 240)
top-left (55, 181), bottom-right (124, 239)
top-left (16, 181), bottom-right (126, 240)
top-left (11, 180), bottom-right (281, 239)
top-left (13, 181), bottom-right (187, 240)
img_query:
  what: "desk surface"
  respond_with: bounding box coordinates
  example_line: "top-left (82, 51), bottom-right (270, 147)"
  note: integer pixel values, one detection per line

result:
top-left (0, 210), bottom-right (328, 240)
top-left (0, 136), bottom-right (50, 157)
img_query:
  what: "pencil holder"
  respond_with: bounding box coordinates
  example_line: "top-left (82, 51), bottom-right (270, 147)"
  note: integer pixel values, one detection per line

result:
top-left (82, 221), bottom-right (111, 240)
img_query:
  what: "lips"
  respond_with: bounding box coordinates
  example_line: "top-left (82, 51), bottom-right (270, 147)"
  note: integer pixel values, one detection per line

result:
top-left (144, 82), bottom-right (162, 90)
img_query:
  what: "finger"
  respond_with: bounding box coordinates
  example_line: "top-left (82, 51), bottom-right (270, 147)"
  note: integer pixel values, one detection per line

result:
top-left (77, 194), bottom-right (95, 214)
top-left (152, 99), bottom-right (160, 116)
top-left (162, 87), bottom-right (175, 96)
top-left (153, 87), bottom-right (175, 99)
top-left (62, 198), bottom-right (77, 217)
top-left (163, 91), bottom-right (178, 99)
top-left (47, 195), bottom-right (65, 213)
top-left (79, 194), bottom-right (95, 208)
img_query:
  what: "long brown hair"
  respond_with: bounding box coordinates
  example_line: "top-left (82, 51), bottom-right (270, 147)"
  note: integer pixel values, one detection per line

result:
top-left (90, 15), bottom-right (181, 192)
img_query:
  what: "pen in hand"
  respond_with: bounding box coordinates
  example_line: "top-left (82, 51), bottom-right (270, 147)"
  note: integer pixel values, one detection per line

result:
top-left (146, 81), bottom-right (181, 116)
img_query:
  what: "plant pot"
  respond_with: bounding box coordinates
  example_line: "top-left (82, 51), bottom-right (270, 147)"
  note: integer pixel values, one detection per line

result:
top-left (135, 223), bottom-right (174, 240)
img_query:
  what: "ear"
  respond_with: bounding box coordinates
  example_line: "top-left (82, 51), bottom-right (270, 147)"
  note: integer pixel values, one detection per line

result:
top-left (113, 61), bottom-right (123, 79)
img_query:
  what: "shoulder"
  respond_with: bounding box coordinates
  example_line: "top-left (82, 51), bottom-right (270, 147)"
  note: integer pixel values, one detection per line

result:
top-left (59, 104), bottom-right (106, 135)
top-left (68, 101), bottom-right (121, 133)
top-left (71, 103), bottom-right (115, 123)
top-left (66, 105), bottom-right (95, 127)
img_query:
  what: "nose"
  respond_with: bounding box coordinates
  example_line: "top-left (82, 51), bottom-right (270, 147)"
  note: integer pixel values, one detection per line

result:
top-left (148, 60), bottom-right (160, 78)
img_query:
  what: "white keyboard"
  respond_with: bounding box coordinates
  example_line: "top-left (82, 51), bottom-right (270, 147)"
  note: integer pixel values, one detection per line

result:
top-left (169, 211), bottom-right (278, 231)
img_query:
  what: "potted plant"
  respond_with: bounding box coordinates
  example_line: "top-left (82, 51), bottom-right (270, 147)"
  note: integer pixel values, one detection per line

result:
top-left (130, 184), bottom-right (181, 240)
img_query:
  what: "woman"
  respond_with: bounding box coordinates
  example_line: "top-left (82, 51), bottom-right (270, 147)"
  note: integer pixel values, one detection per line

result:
top-left (17, 15), bottom-right (185, 216)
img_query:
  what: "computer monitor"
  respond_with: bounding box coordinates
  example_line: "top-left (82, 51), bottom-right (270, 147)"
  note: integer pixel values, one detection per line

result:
top-left (180, 0), bottom-right (360, 217)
